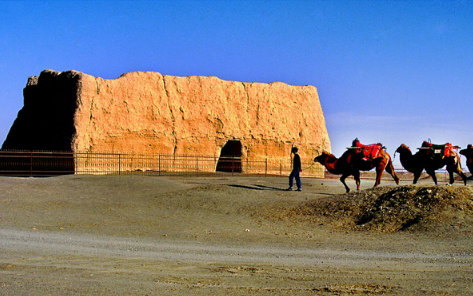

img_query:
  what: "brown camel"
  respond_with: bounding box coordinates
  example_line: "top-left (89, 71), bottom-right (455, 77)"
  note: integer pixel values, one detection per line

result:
top-left (314, 139), bottom-right (400, 193)
top-left (395, 141), bottom-right (467, 185)
top-left (395, 144), bottom-right (424, 184)
top-left (314, 150), bottom-right (361, 193)
top-left (350, 138), bottom-right (400, 187)
top-left (460, 144), bottom-right (473, 175)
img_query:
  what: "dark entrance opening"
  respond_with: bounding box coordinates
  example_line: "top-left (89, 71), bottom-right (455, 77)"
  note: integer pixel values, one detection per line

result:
top-left (216, 140), bottom-right (242, 173)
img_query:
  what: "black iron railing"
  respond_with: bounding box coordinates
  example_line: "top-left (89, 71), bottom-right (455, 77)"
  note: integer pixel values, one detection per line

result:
top-left (0, 150), bottom-right (325, 177)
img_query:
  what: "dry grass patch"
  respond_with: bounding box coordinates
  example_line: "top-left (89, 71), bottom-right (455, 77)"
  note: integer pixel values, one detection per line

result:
top-left (259, 185), bottom-right (473, 233)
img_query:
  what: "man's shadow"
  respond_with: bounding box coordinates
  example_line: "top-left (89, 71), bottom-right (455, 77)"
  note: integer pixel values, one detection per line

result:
top-left (228, 184), bottom-right (336, 196)
top-left (228, 184), bottom-right (287, 191)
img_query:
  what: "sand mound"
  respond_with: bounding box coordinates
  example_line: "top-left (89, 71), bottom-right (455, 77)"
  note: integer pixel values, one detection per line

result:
top-left (273, 185), bottom-right (473, 233)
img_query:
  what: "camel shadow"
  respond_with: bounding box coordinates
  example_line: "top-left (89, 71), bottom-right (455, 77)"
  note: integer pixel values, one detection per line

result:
top-left (228, 184), bottom-right (286, 191)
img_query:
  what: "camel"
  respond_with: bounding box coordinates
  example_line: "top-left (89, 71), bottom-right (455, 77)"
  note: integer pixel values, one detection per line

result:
top-left (313, 150), bottom-right (361, 193)
top-left (460, 144), bottom-right (473, 175)
top-left (395, 142), bottom-right (467, 185)
top-left (314, 139), bottom-right (400, 193)
top-left (395, 144), bottom-right (424, 184)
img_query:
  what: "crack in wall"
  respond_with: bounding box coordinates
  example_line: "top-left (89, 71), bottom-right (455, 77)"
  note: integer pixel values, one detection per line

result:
top-left (72, 79), bottom-right (83, 152)
top-left (161, 75), bottom-right (178, 155)
top-left (242, 82), bottom-right (251, 116)
top-left (85, 77), bottom-right (99, 152)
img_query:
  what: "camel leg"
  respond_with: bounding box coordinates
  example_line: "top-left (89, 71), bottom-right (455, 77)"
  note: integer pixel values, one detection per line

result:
top-left (449, 170), bottom-right (455, 184)
top-left (340, 173), bottom-right (351, 193)
top-left (448, 165), bottom-right (467, 185)
top-left (374, 167), bottom-right (383, 188)
top-left (413, 172), bottom-right (421, 184)
top-left (373, 160), bottom-right (388, 188)
top-left (353, 170), bottom-right (361, 191)
top-left (426, 169), bottom-right (438, 185)
top-left (413, 169), bottom-right (425, 184)
top-left (385, 160), bottom-right (400, 185)
top-left (454, 161), bottom-right (468, 185)
top-left (460, 170), bottom-right (468, 185)
top-left (461, 172), bottom-right (467, 185)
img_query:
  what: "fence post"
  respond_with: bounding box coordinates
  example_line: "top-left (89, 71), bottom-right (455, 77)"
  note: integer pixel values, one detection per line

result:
top-left (118, 153), bottom-right (121, 175)
top-left (265, 158), bottom-right (268, 177)
top-left (30, 151), bottom-right (33, 177)
top-left (231, 156), bottom-right (234, 176)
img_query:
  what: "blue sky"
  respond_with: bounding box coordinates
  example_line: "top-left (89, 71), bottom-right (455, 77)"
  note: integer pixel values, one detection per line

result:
top-left (1, 0), bottom-right (472, 168)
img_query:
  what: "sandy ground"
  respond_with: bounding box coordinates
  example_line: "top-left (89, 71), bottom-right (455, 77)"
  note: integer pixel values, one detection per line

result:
top-left (0, 174), bottom-right (472, 295)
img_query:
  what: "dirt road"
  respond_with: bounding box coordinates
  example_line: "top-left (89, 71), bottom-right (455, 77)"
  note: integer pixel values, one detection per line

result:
top-left (1, 175), bottom-right (472, 295)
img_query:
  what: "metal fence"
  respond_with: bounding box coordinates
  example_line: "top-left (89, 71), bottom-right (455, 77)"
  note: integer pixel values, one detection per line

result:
top-left (0, 150), bottom-right (325, 177)
top-left (0, 151), bottom-right (75, 177)
top-left (1, 150), bottom-right (465, 183)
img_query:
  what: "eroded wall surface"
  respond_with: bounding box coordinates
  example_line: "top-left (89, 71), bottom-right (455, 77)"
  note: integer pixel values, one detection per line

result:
top-left (3, 69), bottom-right (331, 169)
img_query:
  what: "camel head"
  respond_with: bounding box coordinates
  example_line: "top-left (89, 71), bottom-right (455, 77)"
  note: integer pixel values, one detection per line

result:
top-left (395, 144), bottom-right (411, 154)
top-left (460, 144), bottom-right (473, 157)
top-left (314, 151), bottom-right (332, 164)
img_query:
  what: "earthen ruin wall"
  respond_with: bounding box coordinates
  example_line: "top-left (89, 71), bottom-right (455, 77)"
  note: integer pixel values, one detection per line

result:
top-left (3, 69), bottom-right (331, 176)
top-left (75, 71), bottom-right (330, 158)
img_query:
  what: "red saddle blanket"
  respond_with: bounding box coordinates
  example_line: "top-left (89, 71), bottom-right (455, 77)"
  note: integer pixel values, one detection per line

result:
top-left (422, 142), bottom-right (455, 157)
top-left (354, 141), bottom-right (383, 159)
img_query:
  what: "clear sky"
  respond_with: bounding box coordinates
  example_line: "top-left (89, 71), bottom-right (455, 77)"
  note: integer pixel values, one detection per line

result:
top-left (1, 0), bottom-right (472, 168)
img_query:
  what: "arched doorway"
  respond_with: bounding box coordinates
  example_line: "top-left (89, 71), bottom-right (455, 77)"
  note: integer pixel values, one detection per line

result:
top-left (216, 140), bottom-right (242, 173)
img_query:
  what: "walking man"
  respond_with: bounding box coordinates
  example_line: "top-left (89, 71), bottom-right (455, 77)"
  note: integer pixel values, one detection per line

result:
top-left (287, 147), bottom-right (302, 191)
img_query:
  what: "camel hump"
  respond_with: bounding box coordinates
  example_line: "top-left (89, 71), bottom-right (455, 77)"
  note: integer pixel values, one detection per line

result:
top-left (351, 139), bottom-right (384, 159)
top-left (352, 139), bottom-right (382, 149)
top-left (421, 141), bottom-right (431, 147)
top-left (352, 138), bottom-right (360, 147)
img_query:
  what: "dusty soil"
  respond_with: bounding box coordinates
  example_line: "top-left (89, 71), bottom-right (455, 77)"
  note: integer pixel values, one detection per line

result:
top-left (0, 174), bottom-right (472, 295)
